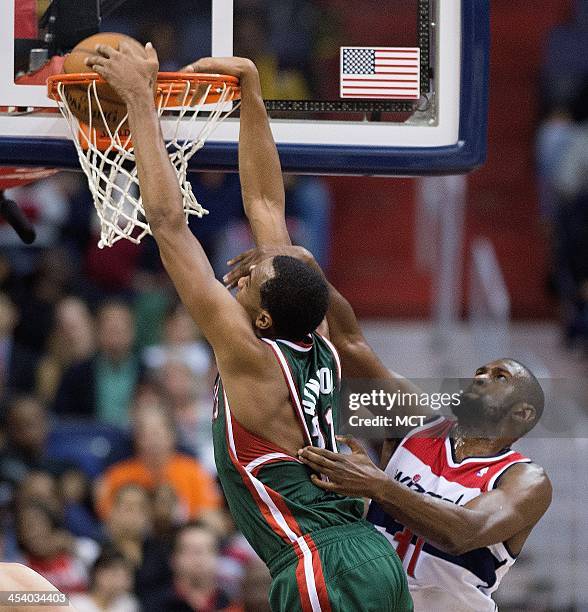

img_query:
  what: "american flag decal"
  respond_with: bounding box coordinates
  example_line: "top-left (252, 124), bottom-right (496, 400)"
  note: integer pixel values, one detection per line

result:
top-left (340, 47), bottom-right (421, 99)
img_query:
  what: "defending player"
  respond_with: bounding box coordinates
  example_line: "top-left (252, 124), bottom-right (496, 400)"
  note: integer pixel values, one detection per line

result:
top-left (85, 46), bottom-right (412, 611)
top-left (297, 359), bottom-right (552, 611)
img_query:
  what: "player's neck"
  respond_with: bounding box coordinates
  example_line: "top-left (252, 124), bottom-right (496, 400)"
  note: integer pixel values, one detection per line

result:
top-left (451, 423), bottom-right (514, 462)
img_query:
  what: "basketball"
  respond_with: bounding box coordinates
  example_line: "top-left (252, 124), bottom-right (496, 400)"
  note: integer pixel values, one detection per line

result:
top-left (63, 32), bottom-right (146, 132)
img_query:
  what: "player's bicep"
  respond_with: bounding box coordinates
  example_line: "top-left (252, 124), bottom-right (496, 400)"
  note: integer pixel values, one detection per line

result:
top-left (464, 464), bottom-right (552, 545)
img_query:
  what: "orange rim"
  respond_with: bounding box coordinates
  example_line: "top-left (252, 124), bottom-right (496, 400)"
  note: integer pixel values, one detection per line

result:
top-left (47, 71), bottom-right (241, 105)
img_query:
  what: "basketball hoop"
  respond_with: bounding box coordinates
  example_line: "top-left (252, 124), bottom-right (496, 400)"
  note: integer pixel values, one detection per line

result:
top-left (47, 72), bottom-right (240, 248)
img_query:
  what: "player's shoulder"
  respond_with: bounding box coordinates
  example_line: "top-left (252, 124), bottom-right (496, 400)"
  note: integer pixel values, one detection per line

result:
top-left (496, 461), bottom-right (551, 493)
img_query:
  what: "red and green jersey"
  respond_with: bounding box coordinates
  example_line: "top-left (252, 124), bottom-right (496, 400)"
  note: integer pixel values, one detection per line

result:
top-left (212, 333), bottom-right (364, 566)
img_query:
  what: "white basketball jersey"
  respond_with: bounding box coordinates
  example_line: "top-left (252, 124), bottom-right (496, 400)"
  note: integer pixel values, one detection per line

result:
top-left (367, 417), bottom-right (531, 612)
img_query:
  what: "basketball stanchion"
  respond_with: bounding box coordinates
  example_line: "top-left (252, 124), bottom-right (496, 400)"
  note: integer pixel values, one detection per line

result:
top-left (48, 72), bottom-right (241, 248)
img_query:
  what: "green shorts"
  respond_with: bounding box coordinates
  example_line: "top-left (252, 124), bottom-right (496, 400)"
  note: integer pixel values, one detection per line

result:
top-left (266, 520), bottom-right (413, 612)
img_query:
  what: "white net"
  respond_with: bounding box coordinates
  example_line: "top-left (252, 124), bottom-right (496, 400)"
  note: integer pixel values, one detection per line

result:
top-left (52, 76), bottom-right (239, 248)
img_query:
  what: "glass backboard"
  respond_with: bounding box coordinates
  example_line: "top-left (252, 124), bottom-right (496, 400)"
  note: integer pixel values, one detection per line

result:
top-left (0, 0), bottom-right (489, 176)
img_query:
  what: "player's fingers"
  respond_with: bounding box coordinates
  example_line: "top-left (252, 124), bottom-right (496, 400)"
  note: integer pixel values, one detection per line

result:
top-left (298, 448), bottom-right (339, 469)
top-left (336, 435), bottom-right (366, 455)
top-left (310, 474), bottom-right (340, 492)
top-left (182, 59), bottom-right (216, 73)
top-left (228, 258), bottom-right (253, 277)
top-left (227, 249), bottom-right (254, 266)
top-left (182, 58), bottom-right (215, 73)
top-left (183, 57), bottom-right (241, 75)
top-left (145, 41), bottom-right (159, 63)
top-left (118, 41), bottom-right (143, 58)
top-left (299, 446), bottom-right (340, 461)
top-left (223, 261), bottom-right (252, 287)
top-left (95, 44), bottom-right (118, 59)
top-left (91, 64), bottom-right (110, 79)
top-left (224, 273), bottom-right (243, 289)
top-left (224, 274), bottom-right (242, 290)
top-left (85, 55), bottom-right (108, 68)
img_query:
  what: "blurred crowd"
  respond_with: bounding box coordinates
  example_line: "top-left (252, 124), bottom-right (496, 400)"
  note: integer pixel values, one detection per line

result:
top-left (0, 163), bottom-right (333, 610)
top-left (536, 0), bottom-right (588, 353)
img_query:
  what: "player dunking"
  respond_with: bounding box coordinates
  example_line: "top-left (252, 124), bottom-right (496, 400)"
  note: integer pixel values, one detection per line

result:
top-left (86, 46), bottom-right (412, 611)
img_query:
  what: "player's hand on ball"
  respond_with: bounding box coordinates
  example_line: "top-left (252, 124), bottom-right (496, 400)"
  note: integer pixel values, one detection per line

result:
top-left (182, 56), bottom-right (258, 80)
top-left (86, 41), bottom-right (159, 104)
top-left (298, 436), bottom-right (386, 498)
top-left (224, 245), bottom-right (315, 289)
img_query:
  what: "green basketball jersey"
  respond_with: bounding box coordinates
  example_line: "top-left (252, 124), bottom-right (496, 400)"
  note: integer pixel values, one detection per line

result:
top-left (212, 333), bottom-right (364, 567)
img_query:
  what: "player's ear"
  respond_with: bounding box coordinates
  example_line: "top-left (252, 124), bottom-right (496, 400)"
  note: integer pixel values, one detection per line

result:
top-left (511, 402), bottom-right (536, 426)
top-left (255, 309), bottom-right (272, 332)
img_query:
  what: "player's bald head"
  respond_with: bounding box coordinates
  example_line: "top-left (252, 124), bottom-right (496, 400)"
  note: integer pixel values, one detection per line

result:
top-left (499, 358), bottom-right (544, 428)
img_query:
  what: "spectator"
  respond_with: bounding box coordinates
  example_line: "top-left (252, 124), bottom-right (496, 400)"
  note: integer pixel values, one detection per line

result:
top-left (36, 296), bottom-right (96, 404)
top-left (60, 468), bottom-right (104, 543)
top-left (151, 483), bottom-right (181, 538)
top-left (282, 175), bottom-right (333, 270)
top-left (544, 80), bottom-right (588, 347)
top-left (540, 0), bottom-right (588, 116)
top-left (12, 247), bottom-right (73, 354)
top-left (238, 557), bottom-right (272, 612)
top-left (103, 484), bottom-right (151, 569)
top-left (154, 359), bottom-right (215, 473)
top-left (553, 79), bottom-right (588, 201)
top-left (143, 302), bottom-right (211, 377)
top-left (70, 548), bottom-right (139, 612)
top-left (14, 471), bottom-right (63, 518)
top-left (95, 404), bottom-right (221, 522)
top-left (54, 300), bottom-right (142, 425)
top-left (0, 395), bottom-right (72, 507)
top-left (0, 293), bottom-right (38, 395)
top-left (146, 522), bottom-right (238, 612)
top-left (135, 484), bottom-right (178, 608)
top-left (15, 501), bottom-right (99, 594)
top-left (217, 525), bottom-right (260, 604)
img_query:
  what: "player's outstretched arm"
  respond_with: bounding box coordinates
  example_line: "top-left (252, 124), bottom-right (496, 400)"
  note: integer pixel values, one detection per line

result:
top-left (299, 437), bottom-right (552, 555)
top-left (184, 57), bottom-right (290, 247)
top-left (189, 58), bottom-right (390, 375)
top-left (86, 44), bottom-right (264, 373)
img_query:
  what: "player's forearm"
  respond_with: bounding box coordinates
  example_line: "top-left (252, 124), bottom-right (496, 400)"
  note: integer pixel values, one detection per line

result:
top-left (367, 474), bottom-right (487, 554)
top-left (126, 93), bottom-right (186, 233)
top-left (326, 283), bottom-right (365, 346)
top-left (238, 70), bottom-right (289, 246)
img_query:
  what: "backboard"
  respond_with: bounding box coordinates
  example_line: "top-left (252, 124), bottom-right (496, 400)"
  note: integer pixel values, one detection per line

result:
top-left (0, 0), bottom-right (489, 176)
